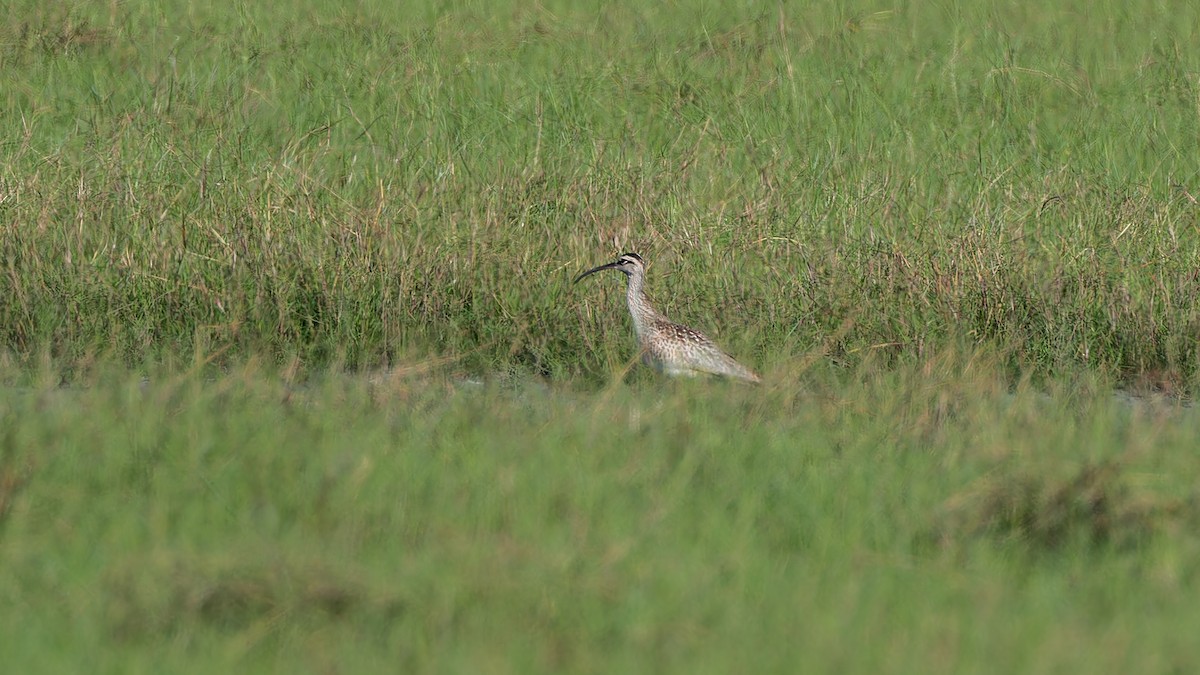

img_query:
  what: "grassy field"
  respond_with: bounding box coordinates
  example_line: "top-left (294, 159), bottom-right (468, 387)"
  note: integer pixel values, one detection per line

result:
top-left (3, 0), bottom-right (1200, 672)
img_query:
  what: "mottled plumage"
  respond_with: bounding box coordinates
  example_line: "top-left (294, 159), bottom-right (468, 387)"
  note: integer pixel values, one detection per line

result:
top-left (574, 253), bottom-right (760, 383)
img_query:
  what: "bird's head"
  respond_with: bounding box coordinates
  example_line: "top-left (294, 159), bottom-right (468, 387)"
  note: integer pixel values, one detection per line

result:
top-left (573, 252), bottom-right (644, 284)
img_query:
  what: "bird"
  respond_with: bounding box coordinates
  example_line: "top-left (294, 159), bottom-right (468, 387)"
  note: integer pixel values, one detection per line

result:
top-left (574, 252), bottom-right (761, 383)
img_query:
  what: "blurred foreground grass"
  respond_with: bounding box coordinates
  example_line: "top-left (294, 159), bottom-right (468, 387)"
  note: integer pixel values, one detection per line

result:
top-left (1, 355), bottom-right (1199, 672)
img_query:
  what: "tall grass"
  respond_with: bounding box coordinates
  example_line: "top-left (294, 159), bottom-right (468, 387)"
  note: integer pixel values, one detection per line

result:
top-left (4, 2), bottom-right (1200, 671)
top-left (3, 0), bottom-right (1200, 383)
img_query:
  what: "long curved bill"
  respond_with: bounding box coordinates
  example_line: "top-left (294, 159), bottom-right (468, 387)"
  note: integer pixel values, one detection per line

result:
top-left (573, 261), bottom-right (620, 284)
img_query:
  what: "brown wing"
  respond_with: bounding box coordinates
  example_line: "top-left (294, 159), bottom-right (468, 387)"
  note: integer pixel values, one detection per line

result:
top-left (649, 320), bottom-right (760, 382)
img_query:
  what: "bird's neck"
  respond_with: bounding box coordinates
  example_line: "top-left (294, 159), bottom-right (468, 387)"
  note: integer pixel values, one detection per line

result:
top-left (625, 272), bottom-right (659, 339)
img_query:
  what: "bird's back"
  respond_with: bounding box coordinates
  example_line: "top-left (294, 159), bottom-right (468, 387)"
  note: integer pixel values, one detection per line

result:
top-left (643, 318), bottom-right (760, 383)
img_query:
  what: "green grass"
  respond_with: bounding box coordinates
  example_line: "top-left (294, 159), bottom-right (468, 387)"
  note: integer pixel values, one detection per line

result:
top-left (2, 358), bottom-right (1199, 673)
top-left (3, 0), bottom-right (1200, 671)
top-left (3, 0), bottom-right (1200, 381)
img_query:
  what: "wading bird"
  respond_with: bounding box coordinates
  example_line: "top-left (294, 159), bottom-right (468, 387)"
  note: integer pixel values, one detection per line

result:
top-left (574, 252), bottom-right (760, 383)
